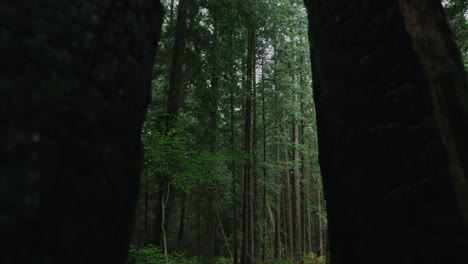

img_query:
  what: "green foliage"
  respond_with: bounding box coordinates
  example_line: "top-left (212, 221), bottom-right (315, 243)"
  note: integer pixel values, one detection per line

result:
top-left (128, 245), bottom-right (232, 264)
top-left (128, 244), bottom-right (165, 264)
top-left (133, 0), bottom-right (327, 261)
top-left (128, 245), bottom-right (201, 264)
top-left (267, 260), bottom-right (293, 264)
top-left (443, 0), bottom-right (468, 67)
top-left (170, 251), bottom-right (199, 264)
top-left (213, 256), bottom-right (230, 264)
top-left (261, 253), bottom-right (326, 264)
top-left (143, 128), bottom-right (243, 193)
top-left (304, 252), bottom-right (326, 264)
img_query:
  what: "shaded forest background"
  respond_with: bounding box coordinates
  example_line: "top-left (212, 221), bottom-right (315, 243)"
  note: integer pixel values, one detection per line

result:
top-left (128, 0), bottom-right (468, 264)
top-left (130, 0), bottom-right (324, 263)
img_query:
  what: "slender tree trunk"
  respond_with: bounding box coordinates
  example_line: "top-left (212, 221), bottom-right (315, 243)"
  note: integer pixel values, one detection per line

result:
top-left (282, 115), bottom-right (294, 259)
top-left (205, 195), bottom-right (216, 258)
top-left (316, 173), bottom-right (323, 257)
top-left (168, 0), bottom-right (175, 28)
top-left (230, 83), bottom-right (239, 264)
top-left (165, 0), bottom-right (188, 127)
top-left (251, 30), bottom-right (259, 263)
top-left (293, 89), bottom-right (302, 262)
top-left (303, 178), bottom-right (308, 254)
top-left (177, 192), bottom-right (187, 248)
top-left (203, 18), bottom-right (220, 259)
top-left (153, 0), bottom-right (189, 250)
top-left (274, 118), bottom-right (282, 259)
top-left (153, 183), bottom-right (164, 246)
top-left (161, 0), bottom-right (176, 105)
top-left (261, 61), bottom-right (267, 263)
top-left (144, 173), bottom-right (149, 245)
top-left (305, 142), bottom-right (313, 253)
top-left (218, 211), bottom-right (234, 260)
top-left (282, 181), bottom-right (290, 257)
top-left (241, 26), bottom-right (255, 264)
top-left (197, 201), bottom-right (202, 254)
top-left (162, 186), bottom-right (171, 264)
top-left (313, 131), bottom-right (323, 257)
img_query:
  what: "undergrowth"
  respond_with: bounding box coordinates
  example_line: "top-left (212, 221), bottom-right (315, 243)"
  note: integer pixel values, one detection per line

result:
top-left (128, 245), bottom-right (325, 264)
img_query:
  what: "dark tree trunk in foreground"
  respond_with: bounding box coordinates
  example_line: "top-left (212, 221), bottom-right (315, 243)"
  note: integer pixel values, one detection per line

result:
top-left (1, 1), bottom-right (163, 263)
top-left (305, 0), bottom-right (468, 263)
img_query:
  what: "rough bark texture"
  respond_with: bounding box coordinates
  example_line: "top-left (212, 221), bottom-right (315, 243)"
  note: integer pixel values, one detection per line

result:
top-left (399, 0), bottom-right (468, 230)
top-left (1, 1), bottom-right (163, 263)
top-left (304, 0), bottom-right (468, 263)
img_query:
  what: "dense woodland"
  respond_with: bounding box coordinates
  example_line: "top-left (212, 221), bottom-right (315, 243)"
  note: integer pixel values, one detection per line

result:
top-left (2, 0), bottom-right (468, 264)
top-left (130, 0), bottom-right (326, 263)
top-left (128, 0), bottom-right (468, 264)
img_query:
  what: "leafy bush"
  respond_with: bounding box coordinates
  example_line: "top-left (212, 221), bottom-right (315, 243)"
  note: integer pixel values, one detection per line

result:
top-left (128, 244), bottom-right (165, 264)
top-left (213, 256), bottom-right (230, 264)
top-left (128, 245), bottom-right (202, 264)
top-left (304, 252), bottom-right (326, 264)
top-left (128, 245), bottom-right (255, 264)
top-left (170, 251), bottom-right (199, 264)
top-left (271, 260), bottom-right (293, 264)
top-left (143, 128), bottom-right (243, 193)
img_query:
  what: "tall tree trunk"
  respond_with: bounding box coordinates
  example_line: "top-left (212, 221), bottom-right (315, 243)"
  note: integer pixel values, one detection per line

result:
top-left (316, 173), bottom-right (323, 257)
top-left (282, 115), bottom-right (294, 259)
top-left (313, 103), bottom-right (323, 257)
top-left (152, 183), bottom-right (164, 246)
top-left (293, 88), bottom-right (302, 262)
top-left (251, 30), bottom-right (259, 263)
top-left (162, 186), bottom-right (171, 264)
top-left (230, 82), bottom-right (239, 264)
top-left (168, 0), bottom-right (176, 28)
top-left (1, 1), bottom-right (164, 263)
top-left (304, 0), bottom-right (468, 263)
top-left (177, 192), bottom-right (187, 248)
top-left (261, 62), bottom-right (267, 263)
top-left (153, 0), bottom-right (189, 251)
top-left (165, 0), bottom-right (188, 128)
top-left (162, 0), bottom-right (176, 74)
top-left (144, 172), bottom-right (150, 245)
top-left (399, 0), bottom-right (468, 229)
top-left (305, 142), bottom-right (313, 253)
top-left (241, 26), bottom-right (255, 264)
top-left (274, 118), bottom-right (282, 260)
top-left (203, 18), bottom-right (220, 259)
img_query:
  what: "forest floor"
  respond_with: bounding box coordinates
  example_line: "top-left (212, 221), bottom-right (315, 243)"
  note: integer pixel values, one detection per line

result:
top-left (128, 244), bottom-right (325, 264)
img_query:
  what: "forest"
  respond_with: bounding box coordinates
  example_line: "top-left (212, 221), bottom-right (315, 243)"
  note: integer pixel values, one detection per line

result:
top-left (129, 0), bottom-right (468, 263)
top-left (2, 0), bottom-right (468, 264)
top-left (131, 0), bottom-right (324, 263)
